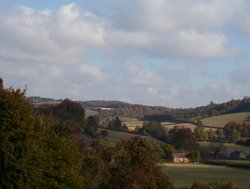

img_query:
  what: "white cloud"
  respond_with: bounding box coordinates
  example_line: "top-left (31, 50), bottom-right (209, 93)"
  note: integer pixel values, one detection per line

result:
top-left (107, 0), bottom-right (242, 60)
top-left (0, 3), bottom-right (105, 65)
top-left (230, 66), bottom-right (250, 86)
top-left (124, 62), bottom-right (162, 86)
top-left (80, 64), bottom-right (107, 82)
top-left (234, 2), bottom-right (250, 38)
top-left (1, 1), bottom-right (250, 107)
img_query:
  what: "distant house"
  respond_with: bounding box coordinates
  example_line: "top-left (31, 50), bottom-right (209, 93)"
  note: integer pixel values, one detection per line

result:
top-left (172, 153), bottom-right (190, 163)
top-left (229, 151), bottom-right (247, 159)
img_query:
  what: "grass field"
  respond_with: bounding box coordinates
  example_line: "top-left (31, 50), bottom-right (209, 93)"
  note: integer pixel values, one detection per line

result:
top-left (199, 142), bottom-right (250, 152)
top-left (121, 117), bottom-right (144, 130)
top-left (85, 109), bottom-right (98, 118)
top-left (121, 117), bottom-right (174, 131)
top-left (161, 163), bottom-right (250, 187)
top-left (204, 159), bottom-right (250, 169)
top-left (201, 112), bottom-right (250, 128)
top-left (97, 128), bottom-right (164, 144)
top-left (162, 123), bottom-right (197, 132)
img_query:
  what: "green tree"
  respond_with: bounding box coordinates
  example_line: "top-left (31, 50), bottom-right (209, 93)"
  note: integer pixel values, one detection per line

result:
top-left (191, 150), bottom-right (200, 163)
top-left (142, 121), bottom-right (168, 141)
top-left (34, 99), bottom-right (86, 137)
top-left (0, 81), bottom-right (34, 188)
top-left (23, 121), bottom-right (83, 189)
top-left (101, 137), bottom-right (174, 189)
top-left (226, 129), bottom-right (241, 143)
top-left (85, 116), bottom-right (98, 137)
top-left (0, 78), bottom-right (3, 90)
top-left (169, 127), bottom-right (199, 151)
top-left (160, 144), bottom-right (175, 161)
top-left (53, 99), bottom-right (85, 129)
top-left (215, 129), bottom-right (225, 142)
top-left (108, 116), bottom-right (128, 131)
top-left (194, 128), bottom-right (208, 141)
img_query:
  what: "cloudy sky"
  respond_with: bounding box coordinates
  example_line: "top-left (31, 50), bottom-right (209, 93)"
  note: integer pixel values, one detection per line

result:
top-left (1, 0), bottom-right (250, 107)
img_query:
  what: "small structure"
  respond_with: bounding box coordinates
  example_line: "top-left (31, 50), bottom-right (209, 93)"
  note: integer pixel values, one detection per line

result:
top-left (172, 153), bottom-right (190, 163)
top-left (229, 151), bottom-right (247, 159)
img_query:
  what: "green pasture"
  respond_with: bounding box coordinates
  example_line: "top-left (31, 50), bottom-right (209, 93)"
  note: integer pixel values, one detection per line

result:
top-left (121, 117), bottom-right (144, 130)
top-left (85, 109), bottom-right (98, 118)
top-left (204, 159), bottom-right (250, 168)
top-left (121, 117), bottom-right (173, 130)
top-left (199, 142), bottom-right (250, 152)
top-left (201, 112), bottom-right (250, 128)
top-left (97, 128), bottom-right (164, 144)
top-left (162, 163), bottom-right (250, 187)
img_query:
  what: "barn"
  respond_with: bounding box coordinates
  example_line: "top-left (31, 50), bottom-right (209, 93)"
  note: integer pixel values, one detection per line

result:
top-left (172, 153), bottom-right (190, 163)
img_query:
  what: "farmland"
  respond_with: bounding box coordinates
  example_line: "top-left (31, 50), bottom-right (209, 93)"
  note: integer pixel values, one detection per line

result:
top-left (85, 108), bottom-right (98, 118)
top-left (161, 163), bottom-right (250, 187)
top-left (97, 128), bottom-right (164, 144)
top-left (204, 159), bottom-right (250, 169)
top-left (199, 142), bottom-right (250, 152)
top-left (201, 112), bottom-right (250, 128)
top-left (121, 117), bottom-right (144, 130)
top-left (162, 123), bottom-right (197, 132)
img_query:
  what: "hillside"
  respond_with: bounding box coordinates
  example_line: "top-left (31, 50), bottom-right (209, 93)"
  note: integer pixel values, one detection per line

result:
top-left (201, 112), bottom-right (250, 128)
top-left (97, 128), bottom-right (163, 144)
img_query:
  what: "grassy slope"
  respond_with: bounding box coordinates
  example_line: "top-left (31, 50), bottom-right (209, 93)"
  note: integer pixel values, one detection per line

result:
top-left (162, 163), bottom-right (250, 187)
top-left (98, 128), bottom-right (164, 144)
top-left (201, 112), bottom-right (250, 128)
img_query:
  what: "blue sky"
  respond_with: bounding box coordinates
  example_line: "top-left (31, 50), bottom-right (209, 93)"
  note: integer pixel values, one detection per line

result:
top-left (0, 0), bottom-right (250, 107)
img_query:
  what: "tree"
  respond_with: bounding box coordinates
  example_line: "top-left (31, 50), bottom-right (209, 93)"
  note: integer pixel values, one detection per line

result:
top-left (169, 127), bottom-right (199, 151)
top-left (0, 78), bottom-right (3, 90)
top-left (0, 81), bottom-right (34, 188)
top-left (142, 121), bottom-right (168, 141)
top-left (101, 130), bottom-right (108, 138)
top-left (23, 122), bottom-right (83, 189)
top-left (215, 129), bottom-right (225, 142)
top-left (194, 128), bottom-right (208, 141)
top-left (160, 144), bottom-right (175, 161)
top-left (34, 99), bottom-right (86, 137)
top-left (53, 99), bottom-right (85, 129)
top-left (85, 116), bottom-right (98, 137)
top-left (226, 129), bottom-right (241, 143)
top-left (191, 150), bottom-right (200, 163)
top-left (108, 116), bottom-right (128, 131)
top-left (101, 137), bottom-right (174, 189)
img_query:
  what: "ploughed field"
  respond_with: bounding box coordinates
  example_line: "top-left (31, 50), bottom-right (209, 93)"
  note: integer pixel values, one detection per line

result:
top-left (161, 163), bottom-right (250, 187)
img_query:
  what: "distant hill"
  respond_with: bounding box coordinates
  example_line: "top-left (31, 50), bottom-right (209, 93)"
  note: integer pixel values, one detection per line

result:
top-left (28, 96), bottom-right (250, 122)
top-left (78, 100), bottom-right (131, 109)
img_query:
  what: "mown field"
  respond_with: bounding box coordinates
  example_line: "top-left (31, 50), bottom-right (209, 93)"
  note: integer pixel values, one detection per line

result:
top-left (162, 123), bottom-right (197, 132)
top-left (204, 159), bottom-right (250, 169)
top-left (121, 117), bottom-right (173, 131)
top-left (121, 117), bottom-right (144, 130)
top-left (199, 142), bottom-right (250, 152)
top-left (161, 163), bottom-right (250, 187)
top-left (201, 112), bottom-right (250, 128)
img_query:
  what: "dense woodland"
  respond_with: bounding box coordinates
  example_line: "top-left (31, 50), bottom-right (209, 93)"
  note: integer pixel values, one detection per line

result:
top-left (2, 79), bottom-right (249, 189)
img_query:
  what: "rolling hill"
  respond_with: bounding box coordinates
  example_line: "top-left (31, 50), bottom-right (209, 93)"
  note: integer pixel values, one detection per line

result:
top-left (201, 112), bottom-right (250, 128)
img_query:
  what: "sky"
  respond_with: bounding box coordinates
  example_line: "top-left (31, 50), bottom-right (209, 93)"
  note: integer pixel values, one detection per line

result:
top-left (0, 0), bottom-right (250, 108)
